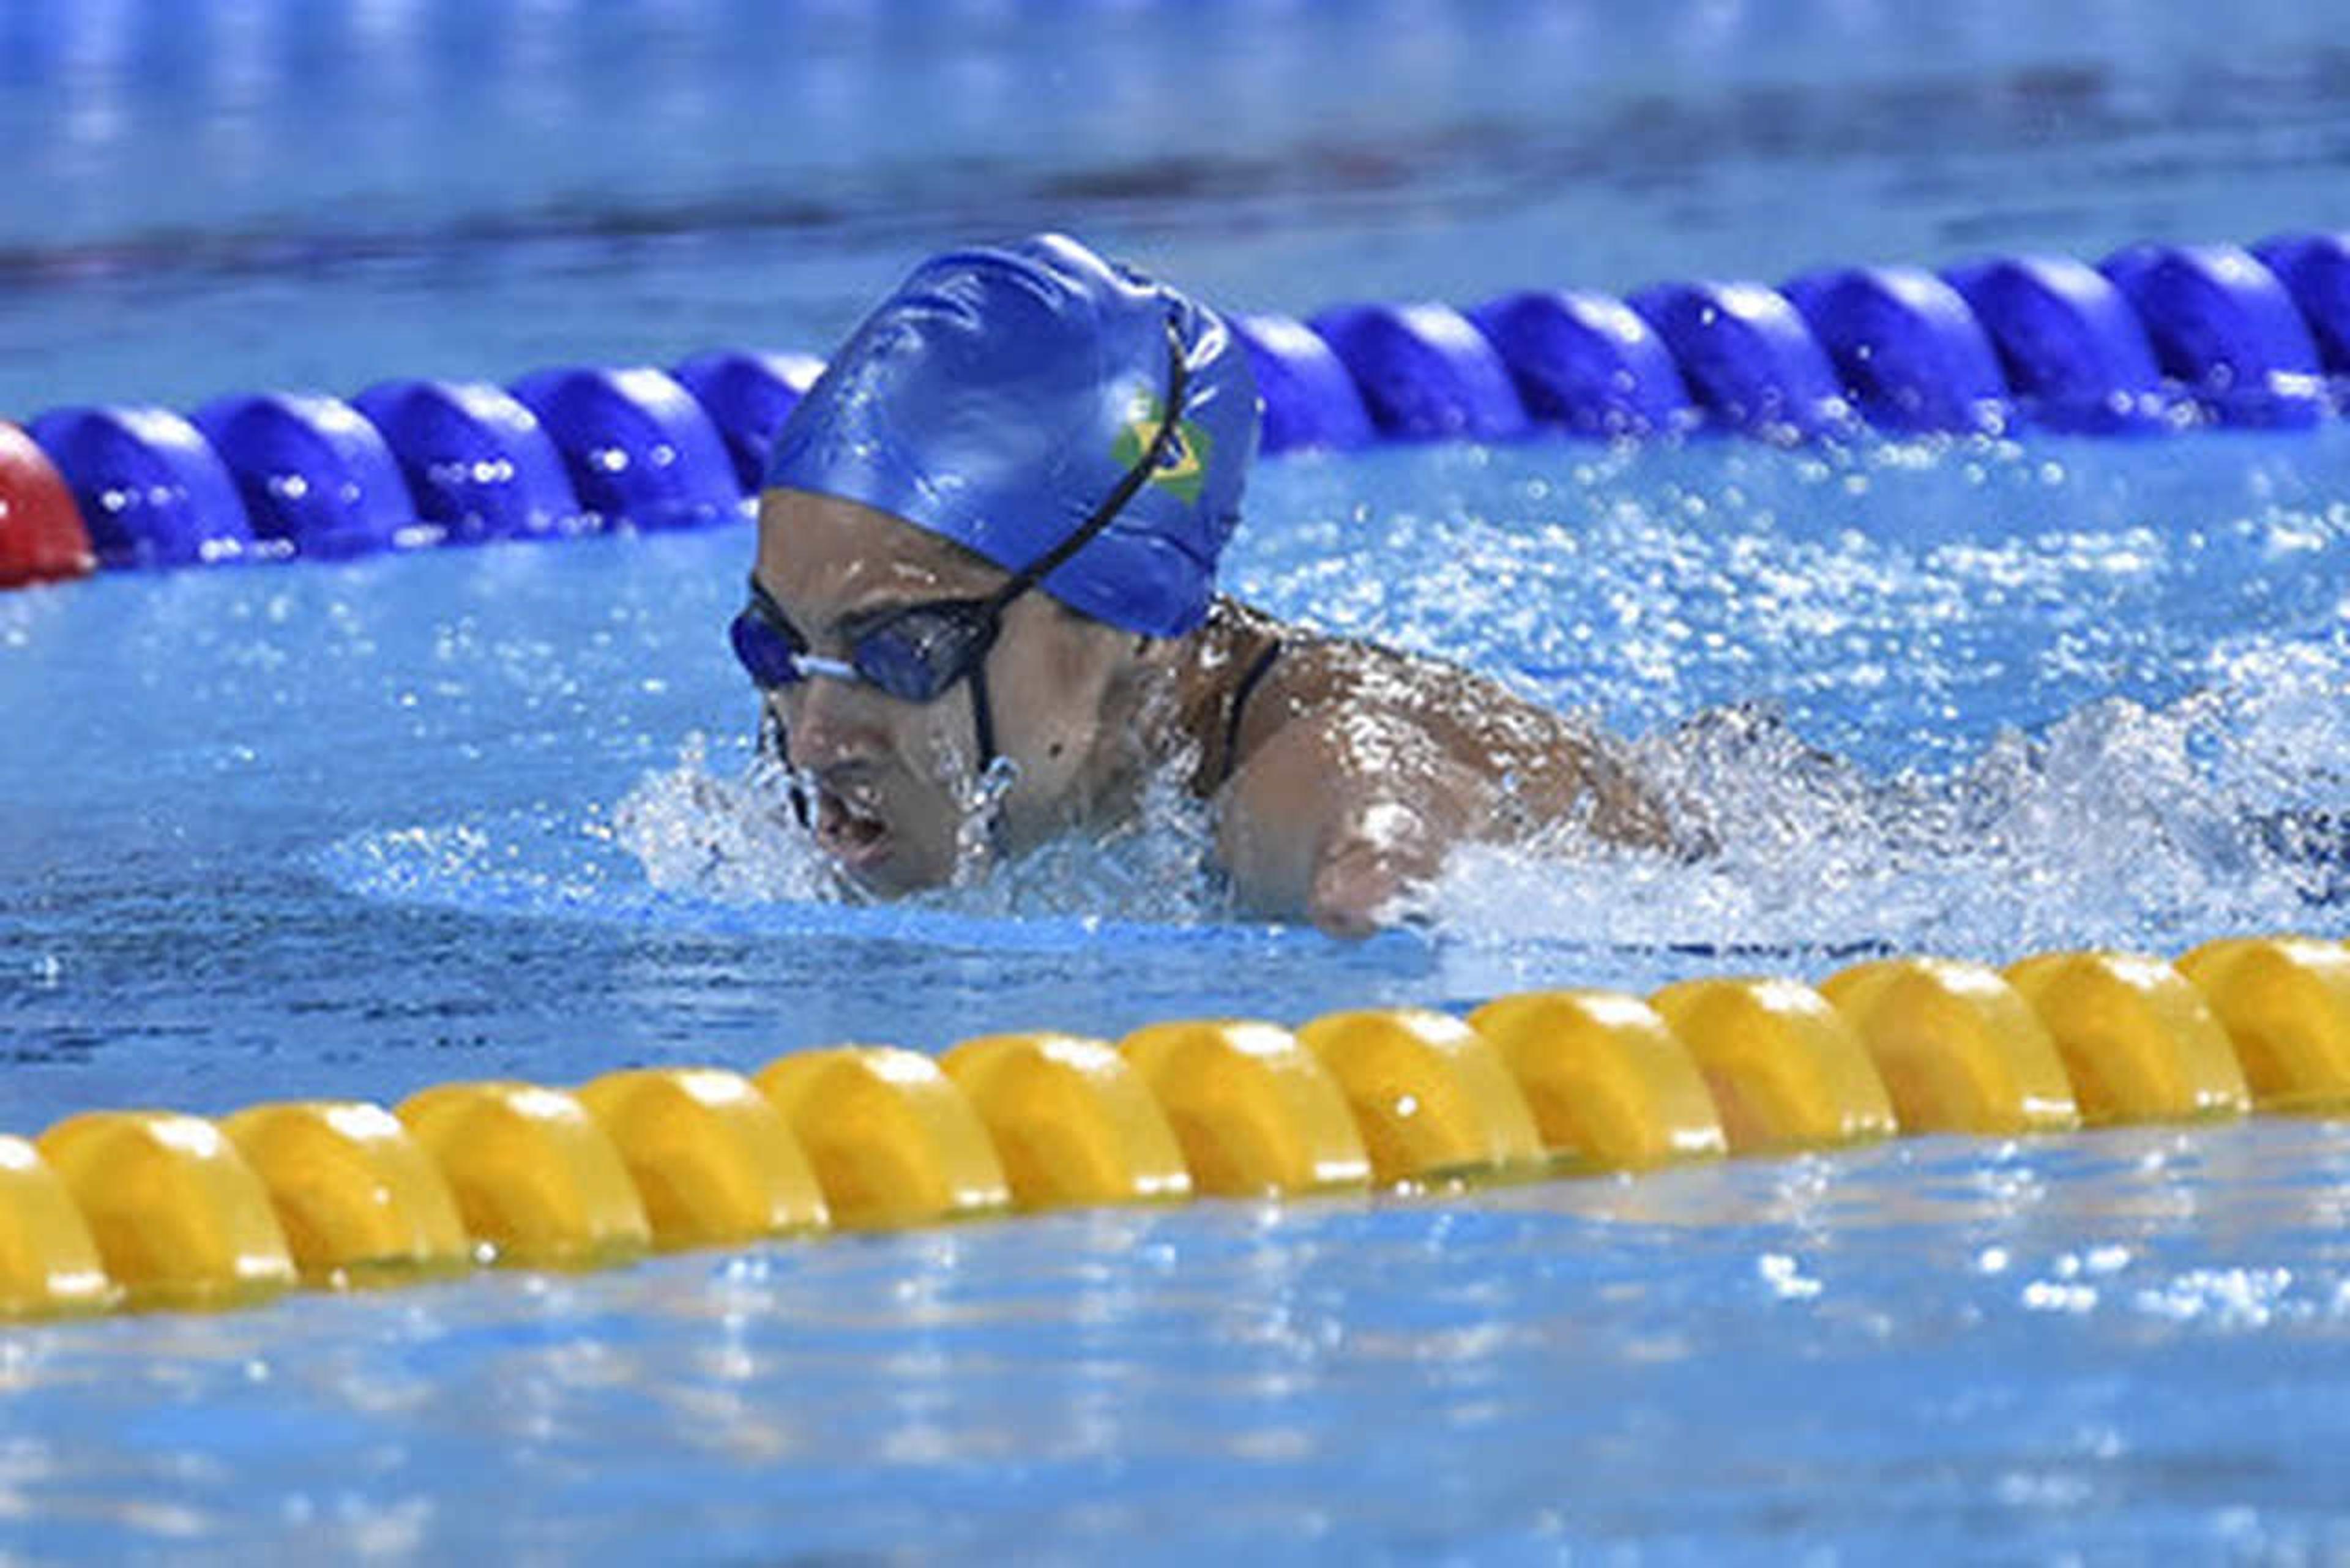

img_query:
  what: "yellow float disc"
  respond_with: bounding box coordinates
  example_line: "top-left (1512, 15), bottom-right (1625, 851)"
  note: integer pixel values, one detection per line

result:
top-left (37, 1111), bottom-right (296, 1312)
top-left (1649, 977), bottom-right (1898, 1154)
top-left (1294, 1007), bottom-right (1544, 1186)
top-left (1820, 957), bottom-right (2081, 1135)
top-left (2175, 936), bottom-right (2350, 1114)
top-left (395, 1081), bottom-right (651, 1270)
top-left (576, 1068), bottom-right (830, 1249)
top-left (753, 1046), bottom-right (1009, 1230)
top-left (2004, 950), bottom-right (2250, 1124)
top-left (1468, 989), bottom-right (1727, 1170)
top-left (942, 1034), bottom-right (1192, 1211)
top-left (0, 1133), bottom-right (114, 1319)
top-left (1118, 1019), bottom-right (1371, 1198)
top-left (221, 1100), bottom-right (471, 1287)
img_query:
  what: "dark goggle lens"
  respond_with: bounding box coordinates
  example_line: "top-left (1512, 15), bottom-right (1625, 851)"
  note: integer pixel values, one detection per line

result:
top-left (847, 605), bottom-right (998, 703)
top-left (729, 607), bottom-right (805, 689)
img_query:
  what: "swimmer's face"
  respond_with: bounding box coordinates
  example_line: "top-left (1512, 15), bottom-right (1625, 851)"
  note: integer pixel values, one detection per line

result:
top-left (752, 488), bottom-right (1157, 894)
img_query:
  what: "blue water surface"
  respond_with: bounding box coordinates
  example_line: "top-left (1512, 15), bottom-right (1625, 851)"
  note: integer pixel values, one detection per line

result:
top-left (6, 1), bottom-right (2350, 1561)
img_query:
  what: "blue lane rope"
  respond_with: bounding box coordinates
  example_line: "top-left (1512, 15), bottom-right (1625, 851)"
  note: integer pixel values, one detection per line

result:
top-left (6, 234), bottom-right (2349, 585)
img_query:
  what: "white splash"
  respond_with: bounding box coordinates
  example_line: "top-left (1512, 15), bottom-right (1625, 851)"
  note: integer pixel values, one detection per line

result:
top-left (603, 732), bottom-right (842, 905)
top-left (610, 733), bottom-right (1233, 926)
top-left (950, 755), bottom-right (1023, 892)
top-left (599, 633), bottom-right (2350, 953)
top-left (1414, 643), bottom-right (2350, 957)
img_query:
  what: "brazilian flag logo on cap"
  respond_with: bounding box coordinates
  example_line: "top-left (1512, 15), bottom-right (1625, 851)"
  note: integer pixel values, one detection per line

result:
top-left (1112, 394), bottom-right (1210, 505)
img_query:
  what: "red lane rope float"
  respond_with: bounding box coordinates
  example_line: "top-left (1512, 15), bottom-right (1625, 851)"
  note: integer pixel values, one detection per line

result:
top-left (0, 421), bottom-right (94, 589)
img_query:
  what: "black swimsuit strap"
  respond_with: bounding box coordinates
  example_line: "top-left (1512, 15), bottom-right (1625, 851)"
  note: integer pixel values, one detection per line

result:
top-left (1219, 638), bottom-right (1283, 787)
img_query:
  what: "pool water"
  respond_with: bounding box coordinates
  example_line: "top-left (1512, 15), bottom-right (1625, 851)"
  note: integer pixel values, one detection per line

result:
top-left (7, 1), bottom-right (2350, 1559)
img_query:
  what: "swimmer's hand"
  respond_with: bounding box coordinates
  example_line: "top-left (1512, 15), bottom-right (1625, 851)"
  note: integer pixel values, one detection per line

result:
top-left (1306, 826), bottom-right (1429, 939)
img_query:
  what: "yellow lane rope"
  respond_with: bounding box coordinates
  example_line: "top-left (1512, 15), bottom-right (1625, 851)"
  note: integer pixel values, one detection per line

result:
top-left (6, 936), bottom-right (2348, 1320)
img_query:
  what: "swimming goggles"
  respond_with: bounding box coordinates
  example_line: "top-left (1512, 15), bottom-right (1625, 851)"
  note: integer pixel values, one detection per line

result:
top-left (728, 314), bottom-right (1191, 765)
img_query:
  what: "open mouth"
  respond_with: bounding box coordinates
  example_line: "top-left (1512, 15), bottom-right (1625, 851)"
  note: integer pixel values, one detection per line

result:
top-left (813, 783), bottom-right (893, 871)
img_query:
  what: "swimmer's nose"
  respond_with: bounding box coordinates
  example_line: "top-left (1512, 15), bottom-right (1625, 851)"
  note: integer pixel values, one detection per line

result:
top-left (774, 676), bottom-right (879, 771)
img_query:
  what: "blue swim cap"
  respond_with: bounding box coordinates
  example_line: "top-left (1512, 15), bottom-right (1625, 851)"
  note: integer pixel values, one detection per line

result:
top-left (763, 233), bottom-right (1259, 638)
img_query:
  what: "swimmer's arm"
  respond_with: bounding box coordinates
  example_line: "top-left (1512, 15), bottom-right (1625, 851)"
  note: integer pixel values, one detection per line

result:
top-left (1216, 709), bottom-right (1491, 939)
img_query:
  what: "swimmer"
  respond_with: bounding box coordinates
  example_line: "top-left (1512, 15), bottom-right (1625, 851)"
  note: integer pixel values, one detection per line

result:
top-left (733, 233), bottom-right (1677, 937)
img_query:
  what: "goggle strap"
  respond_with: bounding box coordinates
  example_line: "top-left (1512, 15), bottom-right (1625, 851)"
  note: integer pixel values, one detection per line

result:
top-left (969, 659), bottom-right (998, 769)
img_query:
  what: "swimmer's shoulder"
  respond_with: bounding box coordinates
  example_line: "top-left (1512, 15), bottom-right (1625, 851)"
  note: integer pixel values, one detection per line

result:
top-left (1188, 597), bottom-right (1358, 783)
top-left (1201, 597), bottom-right (1679, 853)
top-left (1204, 596), bottom-right (1561, 767)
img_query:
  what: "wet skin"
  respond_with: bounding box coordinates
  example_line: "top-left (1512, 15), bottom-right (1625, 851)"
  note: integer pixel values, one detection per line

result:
top-left (756, 487), bottom-right (1676, 937)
